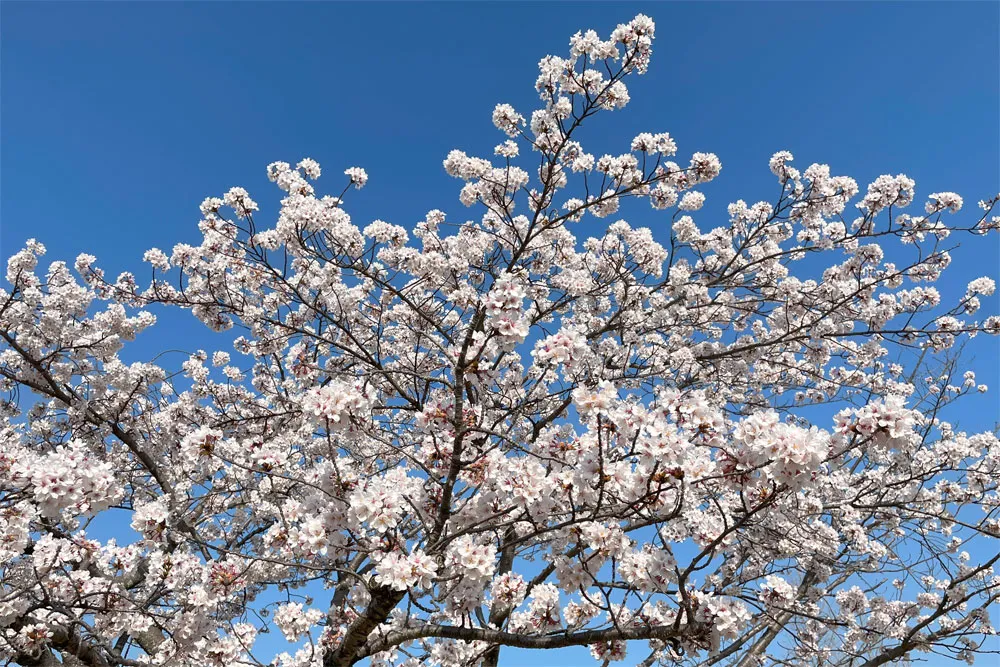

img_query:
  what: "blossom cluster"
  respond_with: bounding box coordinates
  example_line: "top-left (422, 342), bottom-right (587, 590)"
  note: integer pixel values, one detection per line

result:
top-left (302, 380), bottom-right (373, 430)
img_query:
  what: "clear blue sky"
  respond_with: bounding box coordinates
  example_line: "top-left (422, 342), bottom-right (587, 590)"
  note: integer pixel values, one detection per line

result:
top-left (2, 2), bottom-right (998, 665)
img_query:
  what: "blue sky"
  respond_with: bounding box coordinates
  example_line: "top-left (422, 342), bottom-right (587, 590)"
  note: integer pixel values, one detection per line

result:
top-left (2, 2), bottom-right (998, 665)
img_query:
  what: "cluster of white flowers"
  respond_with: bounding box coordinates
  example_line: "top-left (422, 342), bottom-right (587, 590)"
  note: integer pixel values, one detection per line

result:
top-left (660, 389), bottom-right (724, 434)
top-left (925, 192), bottom-right (964, 214)
top-left (572, 380), bottom-right (619, 416)
top-left (619, 545), bottom-right (676, 592)
top-left (631, 131), bottom-right (677, 155)
top-left (130, 497), bottom-right (169, 542)
top-left (142, 247), bottom-right (170, 271)
top-left (835, 394), bottom-right (918, 452)
top-left (769, 150), bottom-right (799, 181)
top-left (569, 29), bottom-right (620, 61)
top-left (534, 327), bottom-right (589, 369)
top-left (835, 586), bottom-right (869, 617)
top-left (678, 191), bottom-right (706, 211)
top-left (343, 167), bottom-right (368, 189)
top-left (445, 535), bottom-right (496, 581)
top-left (272, 602), bottom-right (324, 642)
top-left (967, 277), bottom-right (996, 296)
top-left (443, 150), bottom-right (491, 180)
top-left (0, 502), bottom-right (31, 563)
top-left (858, 174), bottom-right (916, 214)
top-left (734, 411), bottom-right (829, 489)
top-left (590, 639), bottom-right (627, 662)
top-left (579, 522), bottom-right (630, 557)
top-left (363, 219), bottom-right (409, 246)
top-left (649, 182), bottom-right (679, 210)
top-left (350, 477), bottom-right (407, 534)
top-left (267, 160), bottom-right (314, 194)
top-left (178, 426), bottom-right (223, 465)
top-left (289, 515), bottom-right (329, 557)
top-left (374, 549), bottom-right (439, 591)
top-left (690, 592), bottom-right (752, 640)
top-left (688, 152), bottom-right (723, 183)
top-left (492, 103), bottom-right (525, 137)
top-left (489, 572), bottom-right (528, 610)
top-left (223, 187), bottom-right (259, 219)
top-left (510, 583), bottom-right (562, 633)
top-left (17, 441), bottom-right (120, 518)
top-left (484, 274), bottom-right (530, 349)
top-left (301, 380), bottom-right (372, 430)
top-left (759, 575), bottom-right (797, 607)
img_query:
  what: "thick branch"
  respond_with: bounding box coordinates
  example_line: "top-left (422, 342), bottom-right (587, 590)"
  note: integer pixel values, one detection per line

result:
top-left (358, 621), bottom-right (710, 659)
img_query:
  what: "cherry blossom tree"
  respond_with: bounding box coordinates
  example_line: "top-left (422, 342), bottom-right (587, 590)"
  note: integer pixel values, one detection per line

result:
top-left (3, 14), bottom-right (1000, 667)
